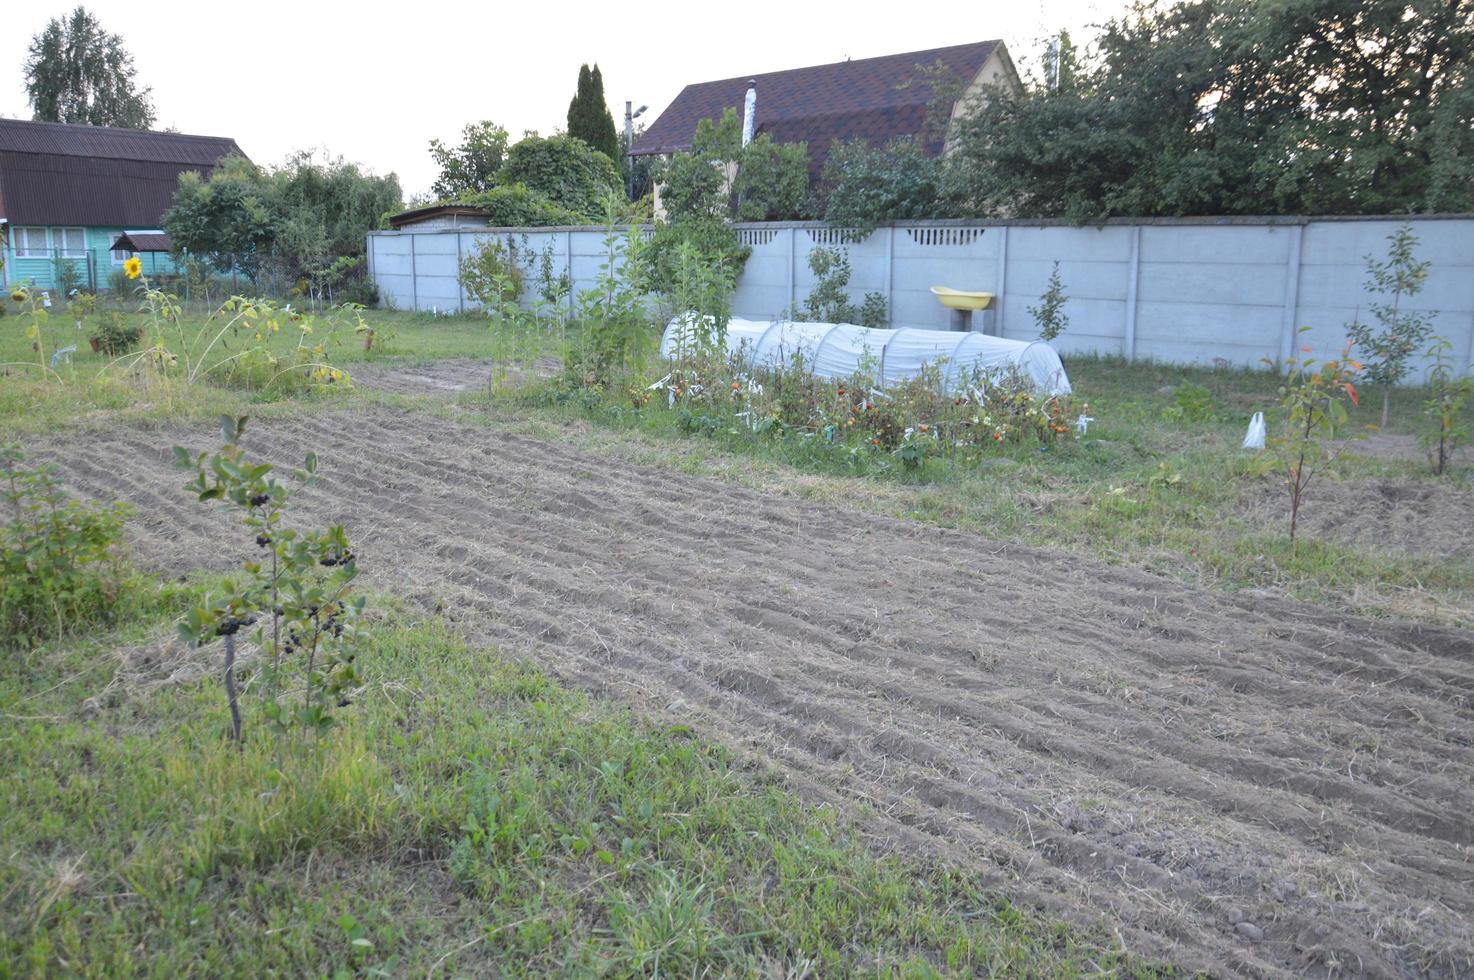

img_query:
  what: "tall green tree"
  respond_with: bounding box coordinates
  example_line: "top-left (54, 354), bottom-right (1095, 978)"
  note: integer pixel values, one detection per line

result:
top-left (566, 63), bottom-right (620, 162)
top-left (270, 150), bottom-right (403, 265)
top-left (428, 121), bottom-right (509, 200)
top-left (24, 6), bottom-right (155, 129)
top-left (946, 0), bottom-right (1474, 219)
top-left (164, 152), bottom-right (402, 286)
top-left (163, 157), bottom-right (276, 283)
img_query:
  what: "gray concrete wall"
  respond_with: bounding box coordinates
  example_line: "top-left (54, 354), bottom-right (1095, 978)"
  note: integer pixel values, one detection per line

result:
top-left (368, 216), bottom-right (1474, 373)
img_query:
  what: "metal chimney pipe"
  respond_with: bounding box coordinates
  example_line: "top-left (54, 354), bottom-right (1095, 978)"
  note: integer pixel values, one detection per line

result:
top-left (741, 79), bottom-right (757, 146)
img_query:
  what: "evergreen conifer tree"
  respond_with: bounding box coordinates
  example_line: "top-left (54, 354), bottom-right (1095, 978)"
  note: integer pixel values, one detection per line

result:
top-left (567, 63), bottom-right (620, 162)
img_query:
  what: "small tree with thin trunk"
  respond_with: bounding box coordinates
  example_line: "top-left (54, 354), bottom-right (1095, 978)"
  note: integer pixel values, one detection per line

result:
top-left (1345, 226), bottom-right (1435, 428)
top-left (1269, 331), bottom-right (1362, 544)
top-left (1029, 261), bottom-right (1069, 342)
top-left (1421, 337), bottom-right (1474, 476)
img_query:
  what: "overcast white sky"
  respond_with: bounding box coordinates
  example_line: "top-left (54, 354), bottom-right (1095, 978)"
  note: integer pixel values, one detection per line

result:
top-left (1, 0), bottom-right (1118, 197)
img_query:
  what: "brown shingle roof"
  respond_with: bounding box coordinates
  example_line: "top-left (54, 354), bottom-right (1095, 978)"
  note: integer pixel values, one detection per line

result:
top-left (0, 118), bottom-right (245, 227)
top-left (631, 40), bottom-right (1003, 169)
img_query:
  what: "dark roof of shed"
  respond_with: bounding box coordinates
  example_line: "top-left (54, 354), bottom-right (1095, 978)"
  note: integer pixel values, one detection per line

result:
top-left (0, 118), bottom-right (245, 227)
top-left (630, 40), bottom-right (1003, 164)
top-left (112, 231), bottom-right (172, 252)
top-left (387, 204), bottom-right (489, 229)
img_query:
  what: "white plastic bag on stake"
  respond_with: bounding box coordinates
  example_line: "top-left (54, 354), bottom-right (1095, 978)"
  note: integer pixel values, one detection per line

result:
top-left (1243, 411), bottom-right (1266, 449)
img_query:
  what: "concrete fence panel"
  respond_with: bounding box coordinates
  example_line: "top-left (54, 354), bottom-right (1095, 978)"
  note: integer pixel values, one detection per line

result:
top-left (369, 215), bottom-right (1474, 374)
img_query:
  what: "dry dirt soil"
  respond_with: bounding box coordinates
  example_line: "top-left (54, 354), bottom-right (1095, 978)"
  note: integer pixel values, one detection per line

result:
top-left (351, 357), bottom-right (560, 396)
top-left (40, 409), bottom-right (1474, 979)
top-left (1251, 476), bottom-right (1474, 561)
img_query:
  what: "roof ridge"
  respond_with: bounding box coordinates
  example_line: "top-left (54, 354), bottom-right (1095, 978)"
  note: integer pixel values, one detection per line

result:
top-left (674, 39), bottom-right (1001, 91)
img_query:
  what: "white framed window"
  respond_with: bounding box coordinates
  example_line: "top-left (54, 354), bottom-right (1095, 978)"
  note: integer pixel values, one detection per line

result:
top-left (56, 227), bottom-right (87, 259)
top-left (111, 244), bottom-right (133, 265)
top-left (14, 226), bottom-right (49, 258)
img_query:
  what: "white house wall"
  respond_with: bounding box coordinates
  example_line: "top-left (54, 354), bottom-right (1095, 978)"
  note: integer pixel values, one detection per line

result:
top-left (369, 216), bottom-right (1474, 373)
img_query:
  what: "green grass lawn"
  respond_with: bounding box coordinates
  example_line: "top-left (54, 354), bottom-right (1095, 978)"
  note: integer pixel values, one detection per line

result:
top-left (0, 587), bottom-right (1159, 977)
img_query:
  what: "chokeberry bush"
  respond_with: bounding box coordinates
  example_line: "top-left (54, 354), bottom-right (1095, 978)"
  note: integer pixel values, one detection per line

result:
top-left (174, 416), bottom-right (366, 741)
top-left (1, 445), bottom-right (140, 648)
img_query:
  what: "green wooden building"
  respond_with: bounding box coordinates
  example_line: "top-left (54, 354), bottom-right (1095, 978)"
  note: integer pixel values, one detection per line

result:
top-left (0, 118), bottom-right (244, 292)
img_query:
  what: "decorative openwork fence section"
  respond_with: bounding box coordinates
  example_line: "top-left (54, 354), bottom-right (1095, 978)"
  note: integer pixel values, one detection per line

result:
top-left (368, 215), bottom-right (1474, 370)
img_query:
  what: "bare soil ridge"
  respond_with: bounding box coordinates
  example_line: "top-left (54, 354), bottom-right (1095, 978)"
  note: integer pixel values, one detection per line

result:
top-left (351, 357), bottom-right (559, 396)
top-left (40, 410), bottom-right (1474, 979)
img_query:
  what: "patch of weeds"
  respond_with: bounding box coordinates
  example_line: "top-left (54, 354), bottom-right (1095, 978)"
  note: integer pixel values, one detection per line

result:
top-left (1, 446), bottom-right (147, 649)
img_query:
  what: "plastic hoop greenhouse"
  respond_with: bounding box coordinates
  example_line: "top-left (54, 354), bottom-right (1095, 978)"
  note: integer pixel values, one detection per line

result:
top-left (661, 317), bottom-right (1072, 396)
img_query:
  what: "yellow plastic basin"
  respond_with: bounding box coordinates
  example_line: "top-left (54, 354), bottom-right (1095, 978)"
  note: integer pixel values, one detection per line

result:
top-left (929, 286), bottom-right (995, 311)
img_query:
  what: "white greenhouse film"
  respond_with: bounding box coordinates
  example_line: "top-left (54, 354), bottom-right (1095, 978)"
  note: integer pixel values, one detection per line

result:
top-left (661, 317), bottom-right (1071, 396)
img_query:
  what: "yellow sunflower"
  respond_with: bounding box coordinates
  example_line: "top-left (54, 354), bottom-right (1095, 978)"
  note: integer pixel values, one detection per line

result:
top-left (124, 257), bottom-right (142, 279)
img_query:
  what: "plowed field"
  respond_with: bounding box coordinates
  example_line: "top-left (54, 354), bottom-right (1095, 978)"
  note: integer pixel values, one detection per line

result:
top-left (40, 409), bottom-right (1474, 978)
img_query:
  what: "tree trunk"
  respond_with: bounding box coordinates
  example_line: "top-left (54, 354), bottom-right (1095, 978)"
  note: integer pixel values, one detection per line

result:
top-left (224, 633), bottom-right (242, 744)
top-left (1381, 388), bottom-right (1391, 430)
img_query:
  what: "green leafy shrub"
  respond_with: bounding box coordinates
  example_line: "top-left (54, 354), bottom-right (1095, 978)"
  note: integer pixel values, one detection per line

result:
top-left (165, 151), bottom-right (401, 294)
top-left (498, 135), bottom-right (621, 219)
top-left (654, 241), bottom-right (734, 360)
top-left (106, 266), bottom-right (133, 295)
top-left (174, 416), bottom-right (367, 741)
top-left (459, 236), bottom-right (525, 314)
top-left (791, 247), bottom-right (888, 328)
top-left (535, 241), bottom-right (572, 308)
top-left (659, 109), bottom-right (813, 222)
top-left (462, 183), bottom-right (579, 227)
top-left (88, 309), bottom-right (144, 355)
top-left (1, 446), bottom-right (138, 648)
top-left (820, 138), bottom-right (947, 234)
top-left (658, 111), bottom-right (741, 222)
top-left (564, 212), bottom-right (655, 387)
top-left (640, 219), bottom-right (749, 297)
top-left (51, 257), bottom-right (83, 299)
top-left (1165, 381), bottom-right (1213, 422)
top-left (731, 134), bottom-right (811, 221)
